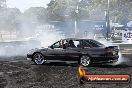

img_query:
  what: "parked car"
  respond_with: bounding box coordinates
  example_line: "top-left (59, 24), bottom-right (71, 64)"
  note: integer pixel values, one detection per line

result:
top-left (27, 38), bottom-right (119, 66)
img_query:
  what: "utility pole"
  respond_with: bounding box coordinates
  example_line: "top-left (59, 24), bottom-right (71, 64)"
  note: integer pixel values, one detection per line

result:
top-left (75, 5), bottom-right (78, 36)
top-left (74, 0), bottom-right (81, 37)
top-left (106, 0), bottom-right (110, 40)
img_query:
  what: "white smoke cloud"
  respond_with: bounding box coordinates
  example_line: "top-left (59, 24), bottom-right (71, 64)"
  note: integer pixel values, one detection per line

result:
top-left (0, 16), bottom-right (65, 57)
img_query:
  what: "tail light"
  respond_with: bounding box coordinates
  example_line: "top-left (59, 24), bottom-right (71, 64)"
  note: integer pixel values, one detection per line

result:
top-left (105, 48), bottom-right (118, 55)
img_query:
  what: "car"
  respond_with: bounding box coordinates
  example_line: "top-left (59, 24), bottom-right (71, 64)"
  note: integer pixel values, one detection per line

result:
top-left (27, 38), bottom-right (119, 66)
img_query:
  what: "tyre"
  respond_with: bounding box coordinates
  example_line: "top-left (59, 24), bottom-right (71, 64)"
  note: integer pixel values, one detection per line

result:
top-left (80, 55), bottom-right (92, 67)
top-left (33, 53), bottom-right (45, 65)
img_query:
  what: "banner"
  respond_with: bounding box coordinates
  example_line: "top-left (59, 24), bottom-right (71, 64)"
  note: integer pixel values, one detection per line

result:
top-left (122, 29), bottom-right (132, 43)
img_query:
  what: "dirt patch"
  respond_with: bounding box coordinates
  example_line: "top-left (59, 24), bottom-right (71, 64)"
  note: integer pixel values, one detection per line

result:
top-left (0, 56), bottom-right (131, 88)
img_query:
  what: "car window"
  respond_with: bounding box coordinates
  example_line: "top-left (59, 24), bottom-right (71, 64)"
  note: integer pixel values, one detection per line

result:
top-left (85, 39), bottom-right (104, 47)
top-left (73, 41), bottom-right (80, 47)
top-left (78, 40), bottom-right (92, 48)
top-left (52, 41), bottom-right (61, 48)
top-left (67, 40), bottom-right (80, 48)
top-left (86, 40), bottom-right (98, 47)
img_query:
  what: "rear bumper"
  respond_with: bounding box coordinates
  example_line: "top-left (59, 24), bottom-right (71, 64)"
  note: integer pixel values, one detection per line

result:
top-left (93, 55), bottom-right (119, 64)
top-left (94, 59), bottom-right (118, 64)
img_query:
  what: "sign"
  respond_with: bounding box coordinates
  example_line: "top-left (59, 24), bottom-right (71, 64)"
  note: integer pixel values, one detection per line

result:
top-left (122, 29), bottom-right (132, 43)
top-left (78, 66), bottom-right (130, 84)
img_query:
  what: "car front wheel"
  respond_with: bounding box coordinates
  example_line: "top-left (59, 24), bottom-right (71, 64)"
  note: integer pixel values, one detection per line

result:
top-left (33, 53), bottom-right (45, 65)
top-left (80, 55), bottom-right (92, 67)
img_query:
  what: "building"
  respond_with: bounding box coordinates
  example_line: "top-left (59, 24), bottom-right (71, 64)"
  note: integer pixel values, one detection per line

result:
top-left (0, 30), bottom-right (17, 41)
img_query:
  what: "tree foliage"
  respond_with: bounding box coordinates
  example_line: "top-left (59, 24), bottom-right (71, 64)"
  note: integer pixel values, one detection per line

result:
top-left (23, 7), bottom-right (47, 23)
top-left (0, 8), bottom-right (21, 31)
top-left (0, 0), bottom-right (131, 31)
top-left (46, 0), bottom-right (132, 23)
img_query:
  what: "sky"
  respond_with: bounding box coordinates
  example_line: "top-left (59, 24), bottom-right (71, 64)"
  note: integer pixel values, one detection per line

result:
top-left (6, 0), bottom-right (51, 12)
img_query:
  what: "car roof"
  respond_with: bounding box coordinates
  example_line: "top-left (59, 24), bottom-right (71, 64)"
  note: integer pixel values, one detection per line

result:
top-left (62, 38), bottom-right (94, 41)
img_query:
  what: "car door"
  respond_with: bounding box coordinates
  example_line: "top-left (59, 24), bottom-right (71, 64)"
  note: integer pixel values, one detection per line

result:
top-left (64, 48), bottom-right (81, 62)
top-left (62, 40), bottom-right (82, 62)
top-left (51, 41), bottom-right (67, 61)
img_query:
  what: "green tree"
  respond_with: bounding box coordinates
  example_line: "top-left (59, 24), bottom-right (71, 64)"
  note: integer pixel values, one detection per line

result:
top-left (23, 7), bottom-right (47, 23)
top-left (46, 0), bottom-right (132, 23)
top-left (46, 0), bottom-right (90, 21)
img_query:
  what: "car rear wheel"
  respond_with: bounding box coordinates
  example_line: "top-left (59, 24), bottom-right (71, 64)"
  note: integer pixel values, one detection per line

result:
top-left (80, 55), bottom-right (92, 67)
top-left (33, 53), bottom-right (45, 65)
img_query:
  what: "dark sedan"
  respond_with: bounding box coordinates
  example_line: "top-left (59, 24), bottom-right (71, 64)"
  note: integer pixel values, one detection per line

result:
top-left (27, 38), bottom-right (119, 66)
